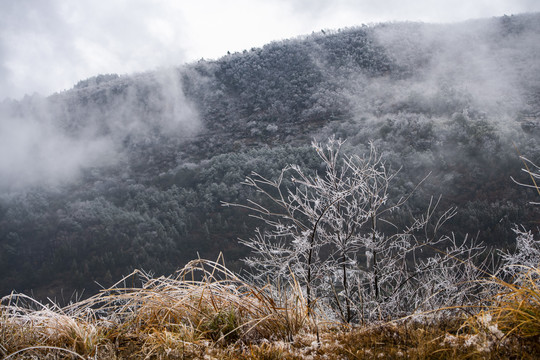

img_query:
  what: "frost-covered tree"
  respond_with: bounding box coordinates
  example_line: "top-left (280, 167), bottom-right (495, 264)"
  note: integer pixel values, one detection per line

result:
top-left (501, 155), bottom-right (540, 281)
top-left (500, 227), bottom-right (540, 278)
top-left (512, 156), bottom-right (540, 206)
top-left (226, 137), bottom-right (486, 323)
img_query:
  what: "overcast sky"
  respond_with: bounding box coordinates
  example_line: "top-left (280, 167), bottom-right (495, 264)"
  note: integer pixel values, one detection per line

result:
top-left (1, 0), bottom-right (539, 100)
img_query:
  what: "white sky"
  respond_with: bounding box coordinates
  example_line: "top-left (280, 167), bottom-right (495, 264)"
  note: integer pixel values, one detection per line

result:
top-left (1, 0), bottom-right (539, 100)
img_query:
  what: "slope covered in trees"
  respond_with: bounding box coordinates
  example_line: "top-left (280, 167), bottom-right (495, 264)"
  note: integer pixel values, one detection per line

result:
top-left (0, 13), bottom-right (539, 300)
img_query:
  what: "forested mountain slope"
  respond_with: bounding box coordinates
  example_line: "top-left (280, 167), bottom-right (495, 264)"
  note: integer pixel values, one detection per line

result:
top-left (1, 13), bottom-right (539, 300)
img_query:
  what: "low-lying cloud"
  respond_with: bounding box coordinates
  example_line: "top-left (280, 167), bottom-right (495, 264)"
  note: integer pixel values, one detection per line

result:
top-left (0, 69), bottom-right (201, 191)
top-left (341, 16), bottom-right (540, 120)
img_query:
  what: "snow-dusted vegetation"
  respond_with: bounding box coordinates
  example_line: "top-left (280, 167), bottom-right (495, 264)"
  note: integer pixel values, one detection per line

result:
top-left (1, 13), bottom-right (540, 301)
top-left (228, 138), bottom-right (487, 324)
top-left (1, 13), bottom-right (540, 358)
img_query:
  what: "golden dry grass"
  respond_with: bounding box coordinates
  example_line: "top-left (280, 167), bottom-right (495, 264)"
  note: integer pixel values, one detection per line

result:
top-left (0, 255), bottom-right (314, 359)
top-left (471, 266), bottom-right (540, 340)
top-left (1, 257), bottom-right (540, 359)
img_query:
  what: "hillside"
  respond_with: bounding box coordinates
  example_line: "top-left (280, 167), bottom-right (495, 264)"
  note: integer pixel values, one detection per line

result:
top-left (1, 13), bottom-right (540, 300)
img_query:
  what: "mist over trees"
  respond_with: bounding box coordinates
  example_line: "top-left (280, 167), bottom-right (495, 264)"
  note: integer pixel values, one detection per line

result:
top-left (0, 13), bottom-right (539, 300)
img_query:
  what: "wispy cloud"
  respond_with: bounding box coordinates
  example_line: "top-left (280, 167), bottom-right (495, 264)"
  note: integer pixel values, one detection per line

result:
top-left (0, 68), bottom-right (201, 190)
top-left (1, 0), bottom-right (539, 100)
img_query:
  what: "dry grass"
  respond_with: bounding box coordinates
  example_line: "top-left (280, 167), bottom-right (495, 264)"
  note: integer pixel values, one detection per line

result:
top-left (0, 254), bottom-right (313, 359)
top-left (2, 257), bottom-right (540, 359)
top-left (489, 266), bottom-right (540, 338)
top-left (465, 266), bottom-right (540, 341)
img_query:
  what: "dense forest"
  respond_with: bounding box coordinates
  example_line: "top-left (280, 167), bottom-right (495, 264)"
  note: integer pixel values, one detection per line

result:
top-left (1, 13), bottom-right (539, 301)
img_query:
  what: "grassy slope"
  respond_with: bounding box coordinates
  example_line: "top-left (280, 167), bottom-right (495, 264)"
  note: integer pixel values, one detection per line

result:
top-left (1, 257), bottom-right (539, 359)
